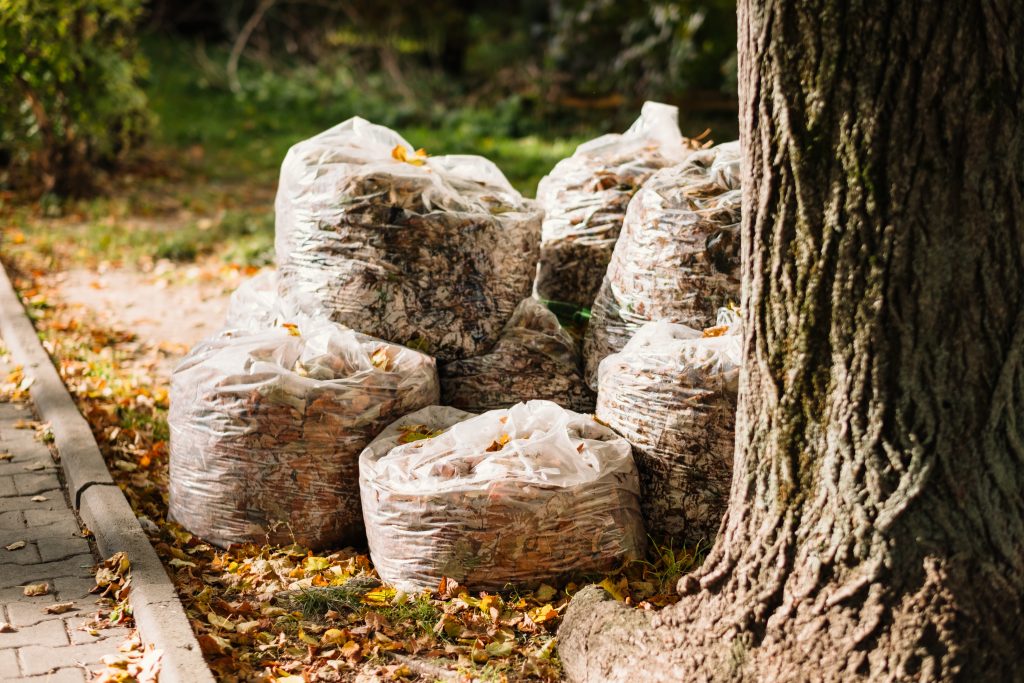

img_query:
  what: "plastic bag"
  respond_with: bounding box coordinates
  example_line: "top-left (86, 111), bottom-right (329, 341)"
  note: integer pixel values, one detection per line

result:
top-left (223, 270), bottom-right (286, 330)
top-left (274, 116), bottom-right (543, 362)
top-left (359, 400), bottom-right (646, 592)
top-left (595, 311), bottom-right (740, 545)
top-left (583, 141), bottom-right (742, 388)
top-left (439, 298), bottom-right (594, 413)
top-left (223, 269), bottom-right (327, 331)
top-left (169, 321), bottom-right (440, 549)
top-left (534, 102), bottom-right (689, 308)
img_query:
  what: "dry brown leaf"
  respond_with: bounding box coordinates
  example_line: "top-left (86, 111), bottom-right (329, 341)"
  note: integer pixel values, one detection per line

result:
top-left (23, 583), bottom-right (49, 596)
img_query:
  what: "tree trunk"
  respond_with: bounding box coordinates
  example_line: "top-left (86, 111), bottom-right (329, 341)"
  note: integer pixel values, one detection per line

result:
top-left (557, 1), bottom-right (1024, 681)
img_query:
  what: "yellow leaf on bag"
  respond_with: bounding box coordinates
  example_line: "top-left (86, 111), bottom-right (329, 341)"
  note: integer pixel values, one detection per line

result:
top-left (282, 322), bottom-right (301, 337)
top-left (391, 145), bottom-right (428, 166)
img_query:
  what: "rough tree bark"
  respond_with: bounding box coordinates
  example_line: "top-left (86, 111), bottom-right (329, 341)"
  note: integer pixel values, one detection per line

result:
top-left (558, 1), bottom-right (1024, 680)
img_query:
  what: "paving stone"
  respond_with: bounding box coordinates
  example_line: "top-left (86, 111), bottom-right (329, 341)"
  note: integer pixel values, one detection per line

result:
top-left (0, 541), bottom-right (42, 564)
top-left (0, 493), bottom-right (64, 512)
top-left (0, 477), bottom-right (15, 497)
top-left (9, 667), bottom-right (88, 683)
top-left (50, 576), bottom-right (99, 602)
top-left (0, 521), bottom-right (83, 547)
top-left (0, 510), bottom-right (25, 530)
top-left (38, 536), bottom-right (93, 563)
top-left (0, 647), bottom-right (20, 677)
top-left (68, 619), bottom-right (131, 645)
top-left (0, 584), bottom-right (57, 606)
top-left (23, 509), bottom-right (79, 528)
top-left (0, 617), bottom-right (68, 649)
top-left (19, 638), bottom-right (120, 676)
top-left (5, 598), bottom-right (85, 628)
top-left (12, 473), bottom-right (62, 497)
top-left (0, 554), bottom-right (95, 588)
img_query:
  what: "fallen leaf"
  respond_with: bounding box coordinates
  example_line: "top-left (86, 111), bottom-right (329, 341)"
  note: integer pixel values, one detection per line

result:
top-left (534, 584), bottom-right (557, 602)
top-left (340, 640), bottom-right (361, 660)
top-left (0, 623), bottom-right (15, 633)
top-left (5, 541), bottom-right (26, 551)
top-left (23, 583), bottom-right (49, 596)
top-left (0, 452), bottom-right (12, 461)
top-left (30, 495), bottom-right (47, 502)
top-left (485, 639), bottom-right (514, 657)
top-left (207, 613), bottom-right (234, 631)
top-left (236, 620), bottom-right (261, 635)
top-left (529, 603), bottom-right (559, 624)
top-left (43, 602), bottom-right (76, 614)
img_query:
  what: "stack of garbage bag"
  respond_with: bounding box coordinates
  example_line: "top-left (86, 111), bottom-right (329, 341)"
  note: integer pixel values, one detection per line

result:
top-left (534, 102), bottom-right (690, 308)
top-left (595, 311), bottom-right (741, 545)
top-left (359, 401), bottom-right (646, 591)
top-left (275, 116), bottom-right (543, 362)
top-left (439, 298), bottom-right (594, 413)
top-left (583, 141), bottom-right (742, 388)
top-left (169, 320), bottom-right (439, 549)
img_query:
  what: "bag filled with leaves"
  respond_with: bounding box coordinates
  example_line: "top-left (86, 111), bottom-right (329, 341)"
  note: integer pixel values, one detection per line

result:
top-left (274, 116), bottom-right (543, 362)
top-left (596, 311), bottom-right (741, 545)
top-left (169, 321), bottom-right (440, 549)
top-left (583, 141), bottom-right (742, 388)
top-left (223, 270), bottom-right (286, 330)
top-left (439, 297), bottom-right (595, 413)
top-left (359, 400), bottom-right (646, 592)
top-left (534, 101), bottom-right (690, 309)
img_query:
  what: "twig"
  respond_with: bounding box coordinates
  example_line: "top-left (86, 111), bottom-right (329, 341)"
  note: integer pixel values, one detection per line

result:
top-left (226, 0), bottom-right (277, 94)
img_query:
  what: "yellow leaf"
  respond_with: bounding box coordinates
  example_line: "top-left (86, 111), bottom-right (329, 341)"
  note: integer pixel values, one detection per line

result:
top-left (534, 584), bottom-right (557, 603)
top-left (282, 322), bottom-right (301, 337)
top-left (370, 347), bottom-right (392, 371)
top-left (361, 586), bottom-right (396, 605)
top-left (298, 628), bottom-right (319, 645)
top-left (702, 324), bottom-right (729, 338)
top-left (303, 556), bottom-right (330, 573)
top-left (478, 594), bottom-right (500, 615)
top-left (340, 640), bottom-right (361, 660)
top-left (321, 628), bottom-right (346, 644)
top-left (391, 144), bottom-right (428, 166)
top-left (598, 577), bottom-right (627, 602)
top-left (529, 603), bottom-right (558, 624)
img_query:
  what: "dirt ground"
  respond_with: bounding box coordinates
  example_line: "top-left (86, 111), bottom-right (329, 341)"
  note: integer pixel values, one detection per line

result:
top-left (52, 261), bottom-right (247, 376)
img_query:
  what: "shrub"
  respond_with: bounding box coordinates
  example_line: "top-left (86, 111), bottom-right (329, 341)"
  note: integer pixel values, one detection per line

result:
top-left (0, 0), bottom-right (152, 196)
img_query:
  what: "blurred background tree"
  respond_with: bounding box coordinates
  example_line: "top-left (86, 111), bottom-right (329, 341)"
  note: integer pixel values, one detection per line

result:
top-left (1, 0), bottom-right (738, 197)
top-left (0, 0), bottom-right (153, 196)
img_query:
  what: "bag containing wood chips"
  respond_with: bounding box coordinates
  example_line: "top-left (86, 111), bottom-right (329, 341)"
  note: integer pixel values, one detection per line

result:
top-left (596, 311), bottom-right (740, 545)
top-left (275, 116), bottom-right (543, 362)
top-left (439, 297), bottom-right (594, 414)
top-left (169, 321), bottom-right (439, 549)
top-left (534, 102), bottom-right (689, 308)
top-left (359, 400), bottom-right (645, 592)
top-left (583, 141), bottom-right (742, 388)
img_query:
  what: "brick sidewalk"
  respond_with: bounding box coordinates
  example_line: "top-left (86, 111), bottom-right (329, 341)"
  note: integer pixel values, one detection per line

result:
top-left (0, 389), bottom-right (131, 681)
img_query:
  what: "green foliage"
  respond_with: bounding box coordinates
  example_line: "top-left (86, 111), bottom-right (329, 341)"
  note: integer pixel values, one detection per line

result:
top-left (0, 0), bottom-right (152, 195)
top-left (550, 0), bottom-right (738, 99)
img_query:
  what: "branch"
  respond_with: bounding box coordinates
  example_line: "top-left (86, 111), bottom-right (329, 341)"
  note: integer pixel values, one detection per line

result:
top-left (226, 0), bottom-right (277, 94)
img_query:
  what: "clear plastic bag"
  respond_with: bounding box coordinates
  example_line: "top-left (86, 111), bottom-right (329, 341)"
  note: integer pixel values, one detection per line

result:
top-left (169, 321), bottom-right (440, 549)
top-left (359, 400), bottom-right (646, 592)
top-left (274, 116), bottom-right (543, 362)
top-left (583, 141), bottom-right (742, 388)
top-left (534, 102), bottom-right (689, 308)
top-left (439, 298), bottom-right (594, 413)
top-left (595, 311), bottom-right (740, 545)
top-left (223, 270), bottom-right (286, 330)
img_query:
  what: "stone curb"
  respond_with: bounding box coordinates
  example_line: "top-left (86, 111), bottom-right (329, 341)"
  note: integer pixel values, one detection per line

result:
top-left (0, 262), bottom-right (214, 683)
